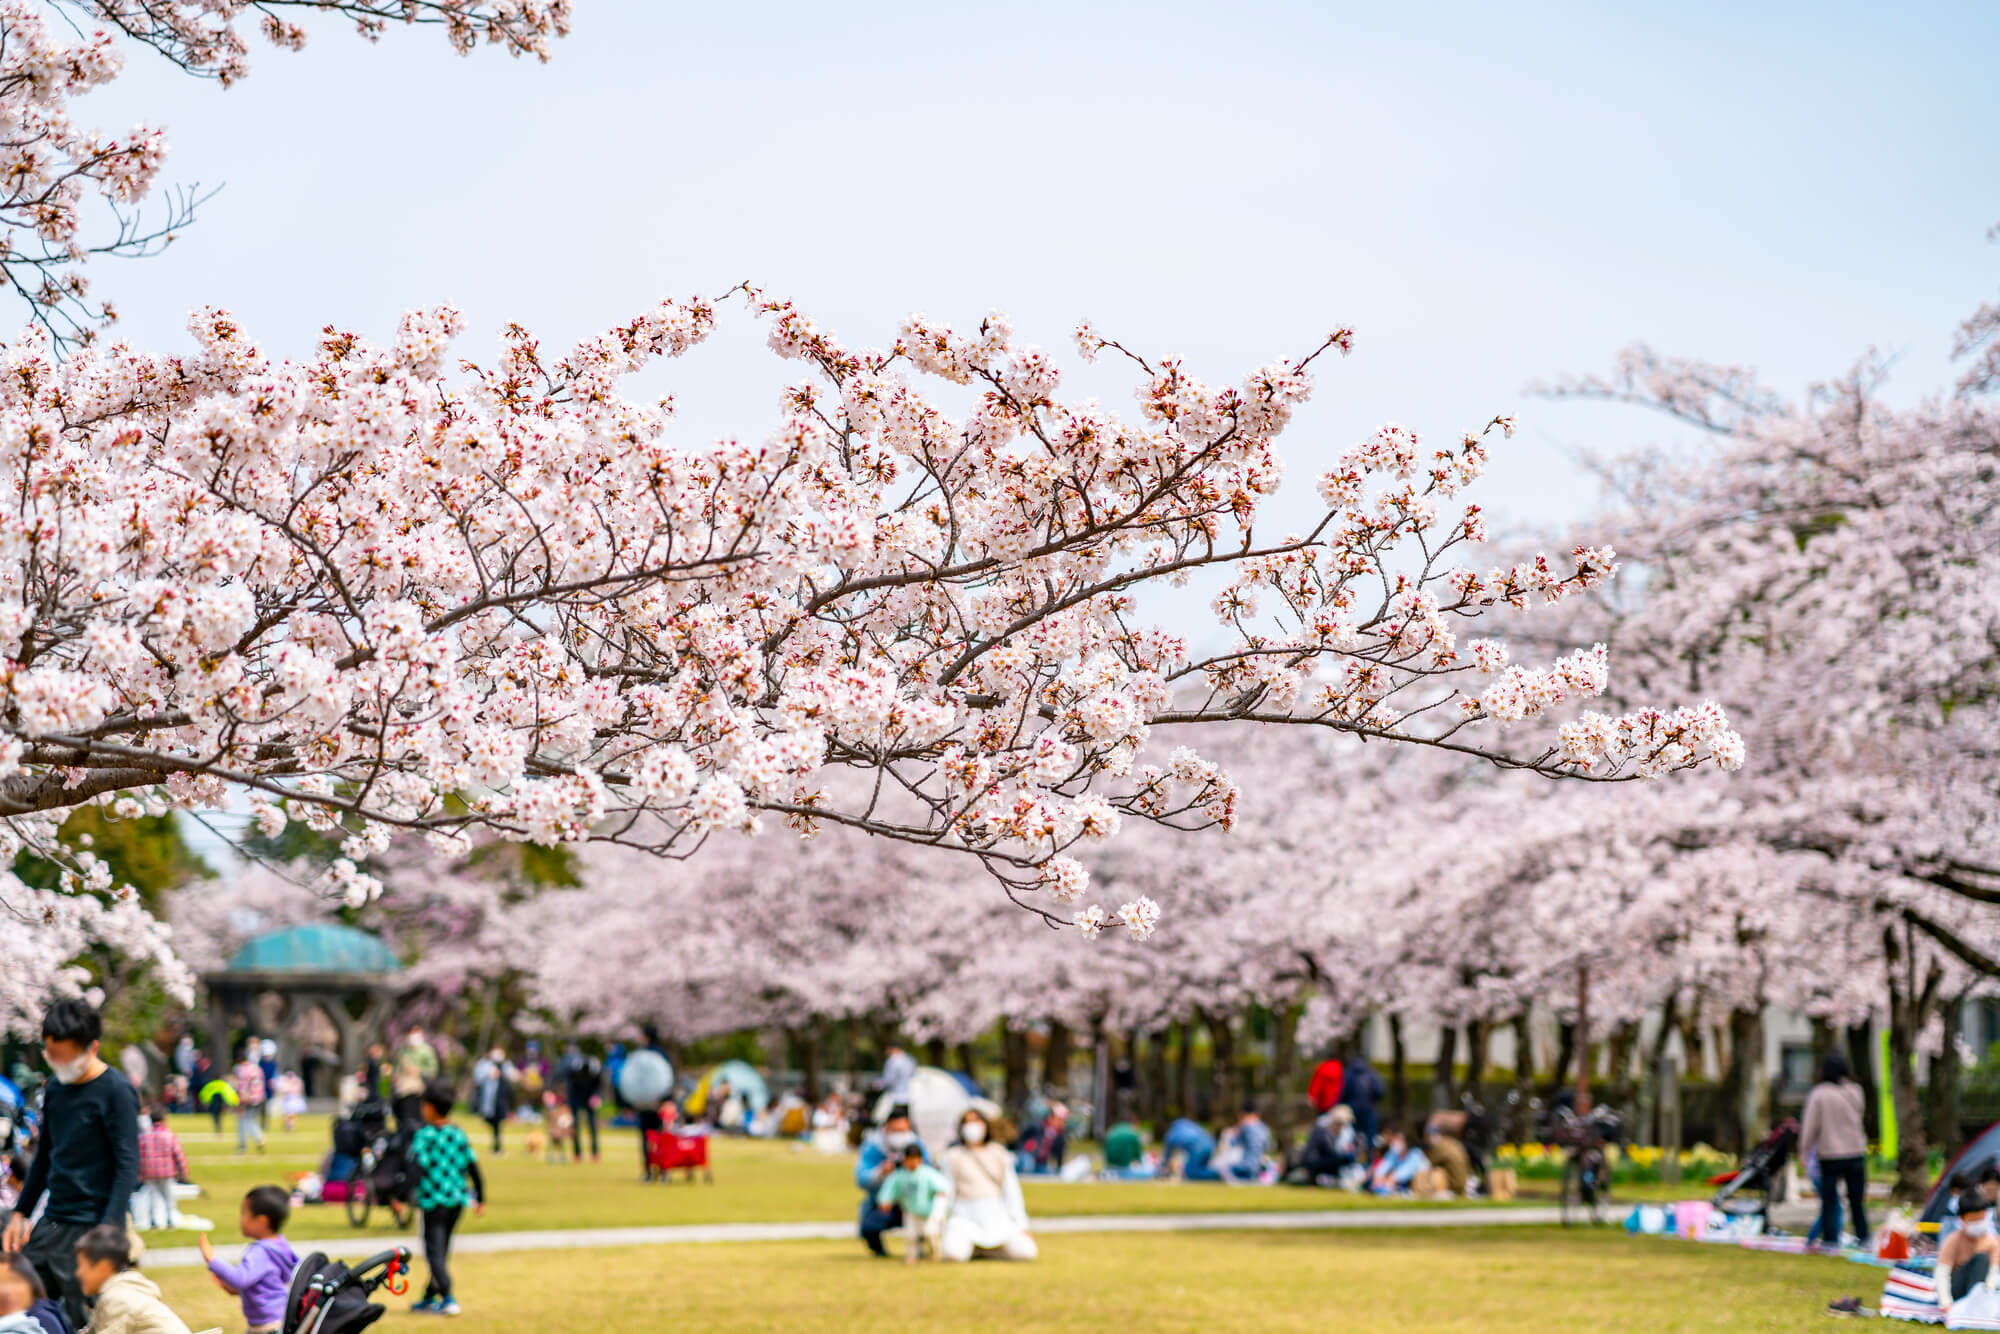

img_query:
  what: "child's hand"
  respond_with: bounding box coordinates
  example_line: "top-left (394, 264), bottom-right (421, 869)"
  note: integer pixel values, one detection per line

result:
top-left (198, 1234), bottom-right (213, 1262)
top-left (474, 1201), bottom-right (486, 1218)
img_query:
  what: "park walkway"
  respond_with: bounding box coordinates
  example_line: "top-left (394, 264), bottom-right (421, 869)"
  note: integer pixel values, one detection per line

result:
top-left (140, 1205), bottom-right (1567, 1269)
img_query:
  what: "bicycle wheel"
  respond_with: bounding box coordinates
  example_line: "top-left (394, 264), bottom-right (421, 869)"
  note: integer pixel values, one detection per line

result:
top-left (345, 1151), bottom-right (373, 1228)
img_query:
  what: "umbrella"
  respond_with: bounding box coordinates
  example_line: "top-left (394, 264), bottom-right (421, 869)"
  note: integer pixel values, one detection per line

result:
top-left (688, 1060), bottom-right (769, 1118)
top-left (199, 1079), bottom-right (239, 1107)
top-left (874, 1066), bottom-right (1000, 1154)
top-left (616, 1050), bottom-right (675, 1111)
top-left (0, 1075), bottom-right (18, 1110)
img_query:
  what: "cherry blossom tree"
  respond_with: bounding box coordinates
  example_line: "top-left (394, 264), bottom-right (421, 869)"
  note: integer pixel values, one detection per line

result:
top-left (0, 290), bottom-right (1745, 965)
top-left (1524, 241), bottom-right (2000, 1191)
top-left (0, 1), bottom-right (570, 345)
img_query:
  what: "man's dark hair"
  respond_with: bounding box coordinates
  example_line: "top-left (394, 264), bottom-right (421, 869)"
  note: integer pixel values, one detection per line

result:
top-left (422, 1079), bottom-right (456, 1118)
top-left (244, 1185), bottom-right (291, 1231)
top-left (1241, 1105), bottom-right (1259, 1119)
top-left (1818, 1050), bottom-right (1850, 1084)
top-left (75, 1225), bottom-right (134, 1271)
top-left (885, 1104), bottom-right (911, 1124)
top-left (1981, 1163), bottom-right (2000, 1186)
top-left (41, 999), bottom-right (102, 1047)
top-left (4, 1254), bottom-right (47, 1299)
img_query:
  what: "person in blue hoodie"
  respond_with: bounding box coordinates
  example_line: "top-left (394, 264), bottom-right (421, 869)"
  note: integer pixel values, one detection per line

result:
top-left (853, 1106), bottom-right (928, 1257)
top-left (1162, 1118), bottom-right (1220, 1182)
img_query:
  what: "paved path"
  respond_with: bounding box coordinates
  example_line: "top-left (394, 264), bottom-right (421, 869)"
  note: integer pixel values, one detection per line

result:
top-left (140, 1206), bottom-right (1568, 1270)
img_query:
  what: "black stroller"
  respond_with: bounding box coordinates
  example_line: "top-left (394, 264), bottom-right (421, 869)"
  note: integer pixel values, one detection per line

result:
top-left (1711, 1117), bottom-right (1798, 1231)
top-left (282, 1247), bottom-right (412, 1334)
top-left (332, 1098), bottom-right (412, 1229)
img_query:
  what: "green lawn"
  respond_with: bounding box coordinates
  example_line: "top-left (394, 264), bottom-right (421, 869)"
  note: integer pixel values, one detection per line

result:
top-left (152, 1227), bottom-right (1862, 1333)
top-left (156, 1113), bottom-right (1574, 1247)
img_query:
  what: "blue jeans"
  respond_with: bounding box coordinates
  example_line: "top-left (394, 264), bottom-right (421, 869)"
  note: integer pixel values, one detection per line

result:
top-left (1808, 1155), bottom-right (1868, 1245)
top-left (1181, 1146), bottom-right (1219, 1181)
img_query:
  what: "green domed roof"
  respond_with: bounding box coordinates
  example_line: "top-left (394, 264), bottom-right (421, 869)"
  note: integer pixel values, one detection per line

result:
top-left (226, 923), bottom-right (402, 975)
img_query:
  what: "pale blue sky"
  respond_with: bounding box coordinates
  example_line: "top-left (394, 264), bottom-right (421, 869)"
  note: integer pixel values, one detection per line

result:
top-left (77, 0), bottom-right (2000, 539)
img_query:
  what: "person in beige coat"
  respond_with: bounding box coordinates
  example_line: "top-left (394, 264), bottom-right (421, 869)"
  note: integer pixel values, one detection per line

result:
top-left (1799, 1051), bottom-right (1870, 1248)
top-left (73, 1227), bottom-right (192, 1334)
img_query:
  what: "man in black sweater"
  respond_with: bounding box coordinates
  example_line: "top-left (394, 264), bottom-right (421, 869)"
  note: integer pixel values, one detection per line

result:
top-left (2, 1000), bottom-right (139, 1332)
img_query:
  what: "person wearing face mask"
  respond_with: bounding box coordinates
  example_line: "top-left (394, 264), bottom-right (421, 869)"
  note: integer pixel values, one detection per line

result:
top-left (1939, 1191), bottom-right (2000, 1317)
top-left (934, 1109), bottom-right (1036, 1262)
top-left (853, 1107), bottom-right (929, 1258)
top-left (1, 1001), bottom-right (140, 1334)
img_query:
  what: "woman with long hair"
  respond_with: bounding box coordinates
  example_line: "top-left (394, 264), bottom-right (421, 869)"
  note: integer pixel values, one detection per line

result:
top-left (934, 1109), bottom-right (1037, 1262)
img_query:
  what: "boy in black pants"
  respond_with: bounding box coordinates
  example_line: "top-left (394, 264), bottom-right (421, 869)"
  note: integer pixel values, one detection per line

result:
top-left (2, 1001), bottom-right (139, 1333)
top-left (408, 1082), bottom-right (485, 1316)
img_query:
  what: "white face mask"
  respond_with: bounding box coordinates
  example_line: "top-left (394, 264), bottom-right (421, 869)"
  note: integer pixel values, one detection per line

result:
top-left (46, 1050), bottom-right (89, 1084)
top-left (961, 1122), bottom-right (987, 1144)
top-left (883, 1130), bottom-right (914, 1152)
top-left (1968, 1217), bottom-right (1995, 1238)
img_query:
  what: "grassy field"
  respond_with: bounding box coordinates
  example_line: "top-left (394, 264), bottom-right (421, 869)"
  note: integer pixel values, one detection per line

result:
top-left (152, 1227), bottom-right (1862, 1333)
top-left (156, 1113), bottom-right (1604, 1247)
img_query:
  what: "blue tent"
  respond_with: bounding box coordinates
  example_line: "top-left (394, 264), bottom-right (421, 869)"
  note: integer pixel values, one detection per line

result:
top-left (946, 1070), bottom-right (983, 1099)
top-left (0, 1075), bottom-right (19, 1109)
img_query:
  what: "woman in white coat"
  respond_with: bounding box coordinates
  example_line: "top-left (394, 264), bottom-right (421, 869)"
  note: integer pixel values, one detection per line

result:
top-left (933, 1108), bottom-right (1037, 1262)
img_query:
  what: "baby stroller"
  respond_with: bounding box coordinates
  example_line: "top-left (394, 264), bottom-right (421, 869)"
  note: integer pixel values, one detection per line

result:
top-left (1710, 1117), bottom-right (1798, 1231)
top-left (283, 1247), bottom-right (411, 1334)
top-left (645, 1129), bottom-right (713, 1183)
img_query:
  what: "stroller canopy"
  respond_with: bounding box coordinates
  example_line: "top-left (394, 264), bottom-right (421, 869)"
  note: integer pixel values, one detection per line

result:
top-left (1924, 1121), bottom-right (2000, 1224)
top-left (688, 1061), bottom-right (769, 1117)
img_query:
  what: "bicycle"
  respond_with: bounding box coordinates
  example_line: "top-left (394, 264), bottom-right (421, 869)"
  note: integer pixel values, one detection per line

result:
top-left (1541, 1103), bottom-right (1622, 1226)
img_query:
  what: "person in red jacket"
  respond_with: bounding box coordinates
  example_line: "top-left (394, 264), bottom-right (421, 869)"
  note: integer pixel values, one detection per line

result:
top-left (1308, 1055), bottom-right (1345, 1115)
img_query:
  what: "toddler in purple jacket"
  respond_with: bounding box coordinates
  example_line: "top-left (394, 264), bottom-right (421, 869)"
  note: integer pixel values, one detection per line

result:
top-left (200, 1188), bottom-right (298, 1334)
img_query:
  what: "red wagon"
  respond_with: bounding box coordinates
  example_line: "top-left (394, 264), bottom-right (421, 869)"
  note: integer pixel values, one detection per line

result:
top-left (645, 1130), bottom-right (714, 1183)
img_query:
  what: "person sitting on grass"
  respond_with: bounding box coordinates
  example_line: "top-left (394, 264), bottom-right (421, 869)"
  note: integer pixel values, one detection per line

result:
top-left (1014, 1104), bottom-right (1068, 1177)
top-left (409, 1081), bottom-right (487, 1317)
top-left (0, 1254), bottom-right (70, 1334)
top-left (199, 1187), bottom-right (298, 1334)
top-left (1367, 1125), bottom-right (1428, 1195)
top-left (1940, 1189), bottom-right (2000, 1318)
top-left (875, 1145), bottom-right (949, 1264)
top-left (1293, 1104), bottom-right (1361, 1186)
top-left (1217, 1107), bottom-right (1274, 1183)
top-left (73, 1226), bottom-right (190, 1334)
top-left (1160, 1118), bottom-right (1220, 1182)
top-left (1423, 1122), bottom-right (1472, 1196)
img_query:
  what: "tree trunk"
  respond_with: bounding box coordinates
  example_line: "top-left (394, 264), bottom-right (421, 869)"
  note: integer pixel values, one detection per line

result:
top-left (1885, 922), bottom-right (1944, 1203)
top-left (1465, 1019), bottom-right (1489, 1105)
top-left (954, 1041), bottom-right (978, 1079)
top-left (1043, 1022), bottom-right (1073, 1097)
top-left (1001, 1023), bottom-right (1030, 1111)
top-left (1641, 992), bottom-right (1680, 1148)
top-left (1434, 1024), bottom-right (1458, 1108)
top-left (1509, 1012), bottom-right (1536, 1144)
top-left (1389, 1013), bottom-right (1408, 1128)
top-left (1207, 1009), bottom-right (1239, 1120)
top-left (1721, 1007), bottom-right (1768, 1154)
top-left (1931, 994), bottom-right (1967, 1160)
top-left (1144, 1028), bottom-right (1170, 1128)
top-left (1609, 1020), bottom-right (1640, 1112)
top-left (1545, 1021), bottom-right (1576, 1100)
top-left (1174, 1022), bottom-right (1195, 1121)
top-left (1846, 1021), bottom-right (1880, 1141)
top-left (1271, 1002), bottom-right (1301, 1153)
top-left (924, 1037), bottom-right (947, 1068)
top-left (799, 1024), bottom-right (823, 1103)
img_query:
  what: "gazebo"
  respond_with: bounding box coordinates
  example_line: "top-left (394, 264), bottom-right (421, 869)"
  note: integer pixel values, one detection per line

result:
top-left (204, 923), bottom-right (406, 1089)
